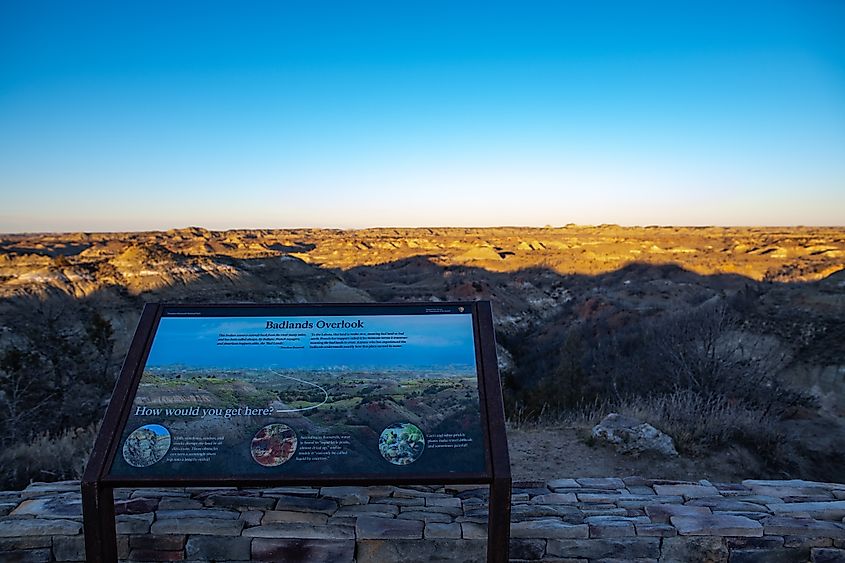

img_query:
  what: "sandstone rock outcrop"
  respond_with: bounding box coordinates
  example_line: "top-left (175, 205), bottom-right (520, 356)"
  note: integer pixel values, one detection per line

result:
top-left (592, 413), bottom-right (679, 457)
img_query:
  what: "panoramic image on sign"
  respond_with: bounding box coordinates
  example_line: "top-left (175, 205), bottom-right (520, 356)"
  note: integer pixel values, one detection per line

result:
top-left (109, 308), bottom-right (487, 478)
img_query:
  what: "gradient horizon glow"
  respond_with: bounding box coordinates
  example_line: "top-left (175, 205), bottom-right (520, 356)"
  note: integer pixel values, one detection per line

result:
top-left (1, 1), bottom-right (844, 232)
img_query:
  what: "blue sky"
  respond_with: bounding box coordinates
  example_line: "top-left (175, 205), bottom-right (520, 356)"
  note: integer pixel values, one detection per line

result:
top-left (1, 1), bottom-right (843, 231)
top-left (145, 315), bottom-right (477, 370)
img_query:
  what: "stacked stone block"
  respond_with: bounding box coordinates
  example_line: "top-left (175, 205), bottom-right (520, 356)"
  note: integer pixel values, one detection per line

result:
top-left (1, 478), bottom-right (844, 561)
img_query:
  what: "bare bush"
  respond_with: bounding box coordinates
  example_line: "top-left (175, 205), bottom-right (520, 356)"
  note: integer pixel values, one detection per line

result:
top-left (518, 301), bottom-right (811, 415)
top-left (0, 295), bottom-right (116, 452)
top-left (0, 424), bottom-right (98, 489)
top-left (644, 304), bottom-right (795, 405)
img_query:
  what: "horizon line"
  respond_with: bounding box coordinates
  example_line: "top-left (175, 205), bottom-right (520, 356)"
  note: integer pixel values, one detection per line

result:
top-left (3, 223), bottom-right (845, 237)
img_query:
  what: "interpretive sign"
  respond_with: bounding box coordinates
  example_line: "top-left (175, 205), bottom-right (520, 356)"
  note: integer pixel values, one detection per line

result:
top-left (111, 305), bottom-right (487, 478)
top-left (82, 302), bottom-right (511, 562)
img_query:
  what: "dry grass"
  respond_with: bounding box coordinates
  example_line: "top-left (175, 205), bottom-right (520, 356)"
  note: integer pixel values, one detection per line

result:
top-left (0, 424), bottom-right (97, 489)
top-left (609, 390), bottom-right (783, 455)
top-left (508, 389), bottom-right (784, 460)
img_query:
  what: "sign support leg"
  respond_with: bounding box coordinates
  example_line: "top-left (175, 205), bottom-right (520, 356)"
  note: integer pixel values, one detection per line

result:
top-left (82, 481), bottom-right (117, 563)
top-left (487, 476), bottom-right (512, 563)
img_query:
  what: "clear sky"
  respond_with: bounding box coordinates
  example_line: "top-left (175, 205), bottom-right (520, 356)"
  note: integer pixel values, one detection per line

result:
top-left (1, 1), bottom-right (843, 232)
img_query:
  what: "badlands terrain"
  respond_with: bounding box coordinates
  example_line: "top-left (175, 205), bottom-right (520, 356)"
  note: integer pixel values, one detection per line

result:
top-left (0, 226), bottom-right (843, 487)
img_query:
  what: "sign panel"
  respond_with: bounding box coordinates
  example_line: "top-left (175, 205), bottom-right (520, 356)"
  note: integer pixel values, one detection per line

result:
top-left (107, 304), bottom-right (489, 479)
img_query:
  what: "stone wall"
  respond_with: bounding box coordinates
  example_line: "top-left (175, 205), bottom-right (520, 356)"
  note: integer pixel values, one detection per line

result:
top-left (2, 478), bottom-right (845, 562)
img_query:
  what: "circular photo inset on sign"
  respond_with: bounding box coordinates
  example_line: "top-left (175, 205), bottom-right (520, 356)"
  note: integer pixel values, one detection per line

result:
top-left (251, 423), bottom-right (298, 467)
top-left (379, 422), bottom-right (425, 465)
top-left (122, 424), bottom-right (171, 468)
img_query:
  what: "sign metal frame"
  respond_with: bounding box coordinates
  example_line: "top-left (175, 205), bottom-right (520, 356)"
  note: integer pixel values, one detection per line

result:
top-left (82, 301), bottom-right (511, 562)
